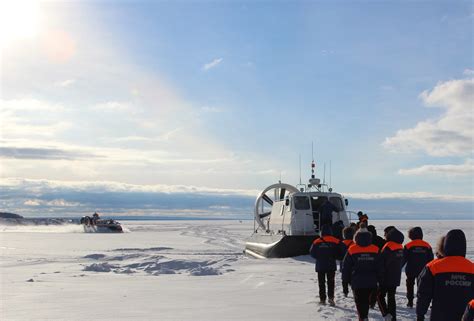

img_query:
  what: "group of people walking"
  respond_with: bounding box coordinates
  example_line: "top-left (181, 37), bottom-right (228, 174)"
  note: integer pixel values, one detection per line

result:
top-left (310, 215), bottom-right (473, 321)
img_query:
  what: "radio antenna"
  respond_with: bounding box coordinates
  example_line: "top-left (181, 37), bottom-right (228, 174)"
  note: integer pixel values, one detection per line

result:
top-left (323, 162), bottom-right (326, 185)
top-left (299, 154), bottom-right (302, 185)
top-left (311, 142), bottom-right (315, 179)
top-left (329, 160), bottom-right (332, 189)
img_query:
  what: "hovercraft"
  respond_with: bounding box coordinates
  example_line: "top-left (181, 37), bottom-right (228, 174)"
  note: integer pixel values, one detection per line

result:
top-left (244, 161), bottom-right (351, 258)
top-left (80, 213), bottom-right (123, 233)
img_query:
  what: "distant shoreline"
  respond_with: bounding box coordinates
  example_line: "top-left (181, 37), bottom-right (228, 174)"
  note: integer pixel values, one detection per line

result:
top-left (15, 216), bottom-right (474, 222)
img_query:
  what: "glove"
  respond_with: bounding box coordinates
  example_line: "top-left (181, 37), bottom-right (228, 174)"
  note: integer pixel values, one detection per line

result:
top-left (416, 316), bottom-right (424, 321)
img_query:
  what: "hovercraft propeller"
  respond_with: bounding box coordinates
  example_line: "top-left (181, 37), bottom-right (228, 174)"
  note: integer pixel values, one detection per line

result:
top-left (254, 183), bottom-right (299, 230)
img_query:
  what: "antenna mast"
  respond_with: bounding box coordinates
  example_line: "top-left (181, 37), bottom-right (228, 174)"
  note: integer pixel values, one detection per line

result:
top-left (323, 162), bottom-right (326, 185)
top-left (329, 160), bottom-right (332, 189)
top-left (299, 154), bottom-right (302, 185)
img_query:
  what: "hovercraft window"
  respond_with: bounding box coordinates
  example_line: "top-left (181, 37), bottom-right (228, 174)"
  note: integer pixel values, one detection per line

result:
top-left (311, 196), bottom-right (328, 211)
top-left (294, 196), bottom-right (310, 210)
top-left (329, 197), bottom-right (343, 211)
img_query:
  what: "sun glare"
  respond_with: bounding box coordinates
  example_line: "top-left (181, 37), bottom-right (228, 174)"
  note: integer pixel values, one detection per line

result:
top-left (0, 0), bottom-right (41, 48)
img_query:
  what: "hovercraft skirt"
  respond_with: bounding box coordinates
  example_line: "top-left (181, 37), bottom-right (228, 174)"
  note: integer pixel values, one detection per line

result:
top-left (244, 234), bottom-right (318, 258)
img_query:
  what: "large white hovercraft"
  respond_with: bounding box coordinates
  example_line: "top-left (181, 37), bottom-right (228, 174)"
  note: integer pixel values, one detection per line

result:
top-left (244, 161), bottom-right (351, 258)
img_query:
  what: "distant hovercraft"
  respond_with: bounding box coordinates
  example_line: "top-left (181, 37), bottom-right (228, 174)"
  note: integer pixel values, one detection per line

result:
top-left (80, 212), bottom-right (123, 233)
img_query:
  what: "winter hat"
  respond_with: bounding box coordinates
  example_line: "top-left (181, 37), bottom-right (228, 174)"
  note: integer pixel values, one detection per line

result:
top-left (321, 225), bottom-right (333, 237)
top-left (408, 227), bottom-right (423, 240)
top-left (443, 229), bottom-right (467, 257)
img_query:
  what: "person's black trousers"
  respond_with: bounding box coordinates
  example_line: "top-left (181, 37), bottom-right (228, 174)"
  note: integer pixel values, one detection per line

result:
top-left (317, 271), bottom-right (335, 301)
top-left (342, 281), bottom-right (350, 296)
top-left (369, 288), bottom-right (377, 308)
top-left (377, 286), bottom-right (397, 320)
top-left (353, 288), bottom-right (375, 320)
top-left (406, 276), bottom-right (416, 303)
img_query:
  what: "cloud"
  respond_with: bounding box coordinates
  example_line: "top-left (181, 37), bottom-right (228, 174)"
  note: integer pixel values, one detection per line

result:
top-left (383, 78), bottom-right (473, 157)
top-left (54, 79), bottom-right (75, 87)
top-left (0, 177), bottom-right (259, 197)
top-left (345, 191), bottom-right (473, 202)
top-left (464, 69), bottom-right (474, 76)
top-left (201, 106), bottom-right (224, 113)
top-left (202, 58), bottom-right (223, 71)
top-left (1, 178), bottom-right (472, 219)
top-left (0, 146), bottom-right (99, 160)
top-left (24, 199), bottom-right (41, 206)
top-left (0, 178), bottom-right (257, 218)
top-left (398, 159), bottom-right (474, 176)
top-left (0, 98), bottom-right (71, 138)
top-left (93, 101), bottom-right (131, 111)
top-left (0, 98), bottom-right (63, 112)
top-left (24, 198), bottom-right (80, 207)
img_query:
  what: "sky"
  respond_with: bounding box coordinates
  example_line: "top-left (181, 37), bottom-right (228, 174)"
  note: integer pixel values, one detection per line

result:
top-left (0, 0), bottom-right (473, 219)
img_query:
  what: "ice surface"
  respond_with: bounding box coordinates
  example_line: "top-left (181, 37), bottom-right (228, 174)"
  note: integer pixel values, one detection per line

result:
top-left (0, 219), bottom-right (472, 320)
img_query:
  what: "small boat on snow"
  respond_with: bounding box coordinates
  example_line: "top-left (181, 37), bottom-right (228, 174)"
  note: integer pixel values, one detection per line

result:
top-left (80, 213), bottom-right (123, 233)
top-left (244, 160), bottom-right (351, 258)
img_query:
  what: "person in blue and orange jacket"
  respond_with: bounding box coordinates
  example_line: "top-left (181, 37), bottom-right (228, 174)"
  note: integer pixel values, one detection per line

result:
top-left (377, 227), bottom-right (404, 321)
top-left (367, 224), bottom-right (386, 308)
top-left (342, 228), bottom-right (384, 321)
top-left (309, 225), bottom-right (344, 306)
top-left (416, 229), bottom-right (474, 321)
top-left (402, 227), bottom-right (434, 308)
top-left (462, 299), bottom-right (474, 321)
top-left (341, 226), bottom-right (355, 297)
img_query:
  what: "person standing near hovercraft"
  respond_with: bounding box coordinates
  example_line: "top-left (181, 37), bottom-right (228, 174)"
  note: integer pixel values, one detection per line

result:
top-left (341, 226), bottom-right (355, 297)
top-left (402, 227), bottom-right (434, 308)
top-left (377, 227), bottom-right (405, 321)
top-left (310, 225), bottom-right (344, 306)
top-left (342, 228), bottom-right (384, 321)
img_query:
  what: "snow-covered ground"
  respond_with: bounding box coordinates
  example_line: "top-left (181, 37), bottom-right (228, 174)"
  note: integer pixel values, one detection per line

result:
top-left (1, 220), bottom-right (473, 320)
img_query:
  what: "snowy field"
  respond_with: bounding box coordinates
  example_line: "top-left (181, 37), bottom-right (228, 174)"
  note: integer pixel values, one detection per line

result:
top-left (1, 219), bottom-right (473, 321)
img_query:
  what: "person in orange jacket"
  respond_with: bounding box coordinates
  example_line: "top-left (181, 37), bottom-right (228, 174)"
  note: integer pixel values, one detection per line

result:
top-left (341, 226), bottom-right (355, 297)
top-left (416, 229), bottom-right (474, 321)
top-left (342, 228), bottom-right (384, 321)
top-left (377, 227), bottom-right (404, 321)
top-left (309, 225), bottom-right (345, 306)
top-left (402, 227), bottom-right (434, 308)
top-left (356, 211), bottom-right (369, 228)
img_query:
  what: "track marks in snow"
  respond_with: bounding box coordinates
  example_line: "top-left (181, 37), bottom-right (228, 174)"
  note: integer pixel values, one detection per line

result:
top-left (111, 247), bottom-right (173, 252)
top-left (82, 254), bottom-right (227, 276)
top-left (307, 272), bottom-right (420, 320)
